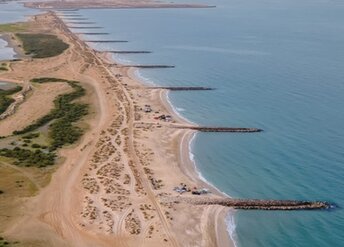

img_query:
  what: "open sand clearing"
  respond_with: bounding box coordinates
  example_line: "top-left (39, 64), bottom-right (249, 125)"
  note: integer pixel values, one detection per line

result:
top-left (0, 12), bottom-right (233, 247)
top-left (0, 82), bottom-right (72, 136)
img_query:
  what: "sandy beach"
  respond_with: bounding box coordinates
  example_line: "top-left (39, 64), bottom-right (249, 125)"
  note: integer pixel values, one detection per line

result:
top-left (0, 11), bottom-right (234, 247)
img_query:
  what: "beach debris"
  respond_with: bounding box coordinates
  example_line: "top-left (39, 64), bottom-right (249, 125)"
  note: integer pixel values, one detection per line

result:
top-left (173, 183), bottom-right (188, 194)
top-left (154, 114), bottom-right (172, 122)
top-left (191, 188), bottom-right (209, 195)
top-left (143, 104), bottom-right (152, 113)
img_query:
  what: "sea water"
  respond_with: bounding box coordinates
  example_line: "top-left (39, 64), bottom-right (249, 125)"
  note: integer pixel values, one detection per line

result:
top-left (0, 38), bottom-right (15, 60)
top-left (46, 0), bottom-right (344, 246)
top-left (71, 0), bottom-right (344, 247)
top-left (71, 0), bottom-right (344, 246)
top-left (0, 2), bottom-right (38, 60)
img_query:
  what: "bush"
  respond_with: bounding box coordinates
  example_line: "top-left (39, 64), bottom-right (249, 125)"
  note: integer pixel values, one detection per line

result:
top-left (15, 33), bottom-right (69, 58)
top-left (31, 77), bottom-right (69, 83)
top-left (31, 143), bottom-right (41, 148)
top-left (14, 81), bottom-right (87, 136)
top-left (0, 147), bottom-right (56, 167)
top-left (0, 86), bottom-right (22, 115)
top-left (14, 79), bottom-right (88, 152)
top-left (22, 133), bottom-right (40, 139)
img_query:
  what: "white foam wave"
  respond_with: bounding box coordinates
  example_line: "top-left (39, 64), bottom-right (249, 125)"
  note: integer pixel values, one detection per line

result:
top-left (113, 54), bottom-right (133, 65)
top-left (186, 131), bottom-right (231, 198)
top-left (225, 213), bottom-right (238, 247)
top-left (186, 133), bottom-right (237, 247)
top-left (133, 70), bottom-right (156, 86)
top-left (165, 92), bottom-right (196, 125)
top-left (175, 107), bottom-right (186, 112)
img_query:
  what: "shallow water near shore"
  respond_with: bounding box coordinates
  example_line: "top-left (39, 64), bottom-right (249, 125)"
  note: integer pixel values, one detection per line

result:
top-left (0, 2), bottom-right (38, 60)
top-left (0, 37), bottom-right (15, 60)
top-left (73, 1), bottom-right (344, 246)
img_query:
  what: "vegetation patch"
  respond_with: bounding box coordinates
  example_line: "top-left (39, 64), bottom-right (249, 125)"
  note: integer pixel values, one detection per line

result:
top-left (0, 86), bottom-right (22, 115)
top-left (0, 235), bottom-right (20, 246)
top-left (31, 77), bottom-right (69, 83)
top-left (0, 147), bottom-right (56, 168)
top-left (0, 63), bottom-right (8, 72)
top-left (0, 23), bottom-right (27, 33)
top-left (15, 33), bottom-right (69, 58)
top-left (0, 78), bottom-right (88, 167)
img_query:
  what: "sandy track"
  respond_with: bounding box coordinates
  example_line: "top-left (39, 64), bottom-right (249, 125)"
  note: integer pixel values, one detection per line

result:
top-left (1, 11), bottom-right (234, 247)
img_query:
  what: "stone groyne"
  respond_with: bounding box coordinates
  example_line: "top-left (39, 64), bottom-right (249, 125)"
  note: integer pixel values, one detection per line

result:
top-left (86, 40), bottom-right (128, 43)
top-left (104, 50), bottom-right (152, 54)
top-left (122, 65), bottom-right (175, 69)
top-left (58, 14), bottom-right (82, 17)
top-left (175, 197), bottom-right (332, 210)
top-left (66, 22), bottom-right (96, 24)
top-left (175, 126), bottom-right (263, 133)
top-left (67, 26), bottom-right (103, 29)
top-left (76, 32), bottom-right (109, 35)
top-left (149, 86), bottom-right (214, 91)
top-left (63, 17), bottom-right (88, 21)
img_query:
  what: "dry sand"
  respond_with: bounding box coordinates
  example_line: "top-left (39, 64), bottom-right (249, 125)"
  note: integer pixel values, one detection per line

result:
top-left (0, 11), bottom-right (234, 247)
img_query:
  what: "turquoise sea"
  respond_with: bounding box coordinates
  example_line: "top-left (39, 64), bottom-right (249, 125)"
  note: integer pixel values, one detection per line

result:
top-left (2, 0), bottom-right (344, 246)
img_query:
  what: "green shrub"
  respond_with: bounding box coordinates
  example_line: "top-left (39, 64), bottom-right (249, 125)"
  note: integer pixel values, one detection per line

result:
top-left (22, 133), bottom-right (40, 139)
top-left (15, 33), bottom-right (69, 58)
top-left (14, 79), bottom-right (88, 151)
top-left (31, 77), bottom-right (69, 83)
top-left (31, 143), bottom-right (41, 148)
top-left (0, 86), bottom-right (22, 115)
top-left (0, 147), bottom-right (56, 167)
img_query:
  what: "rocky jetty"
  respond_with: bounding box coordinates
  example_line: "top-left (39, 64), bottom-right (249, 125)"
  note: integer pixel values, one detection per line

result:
top-left (105, 51), bottom-right (152, 54)
top-left (122, 65), bottom-right (175, 69)
top-left (76, 32), bottom-right (109, 35)
top-left (63, 17), bottom-right (89, 20)
top-left (66, 22), bottom-right (96, 24)
top-left (149, 86), bottom-right (214, 91)
top-left (175, 126), bottom-right (263, 133)
top-left (176, 198), bottom-right (332, 210)
top-left (67, 26), bottom-right (103, 29)
top-left (86, 40), bottom-right (128, 43)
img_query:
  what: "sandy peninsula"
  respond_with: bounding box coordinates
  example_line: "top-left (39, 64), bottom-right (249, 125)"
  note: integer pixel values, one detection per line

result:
top-left (0, 11), bottom-right (234, 247)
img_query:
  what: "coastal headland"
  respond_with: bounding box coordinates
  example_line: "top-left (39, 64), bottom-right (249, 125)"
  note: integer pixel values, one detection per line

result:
top-left (0, 9), bottom-right (332, 247)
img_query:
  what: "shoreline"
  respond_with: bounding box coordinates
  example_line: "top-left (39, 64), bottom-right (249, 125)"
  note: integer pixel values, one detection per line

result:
top-left (0, 32), bottom-right (29, 60)
top-left (97, 37), bottom-right (236, 247)
top-left (0, 10), bottom-right (235, 247)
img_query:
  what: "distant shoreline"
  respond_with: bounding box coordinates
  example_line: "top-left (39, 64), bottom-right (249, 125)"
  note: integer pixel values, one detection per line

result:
top-left (25, 0), bottom-right (216, 10)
